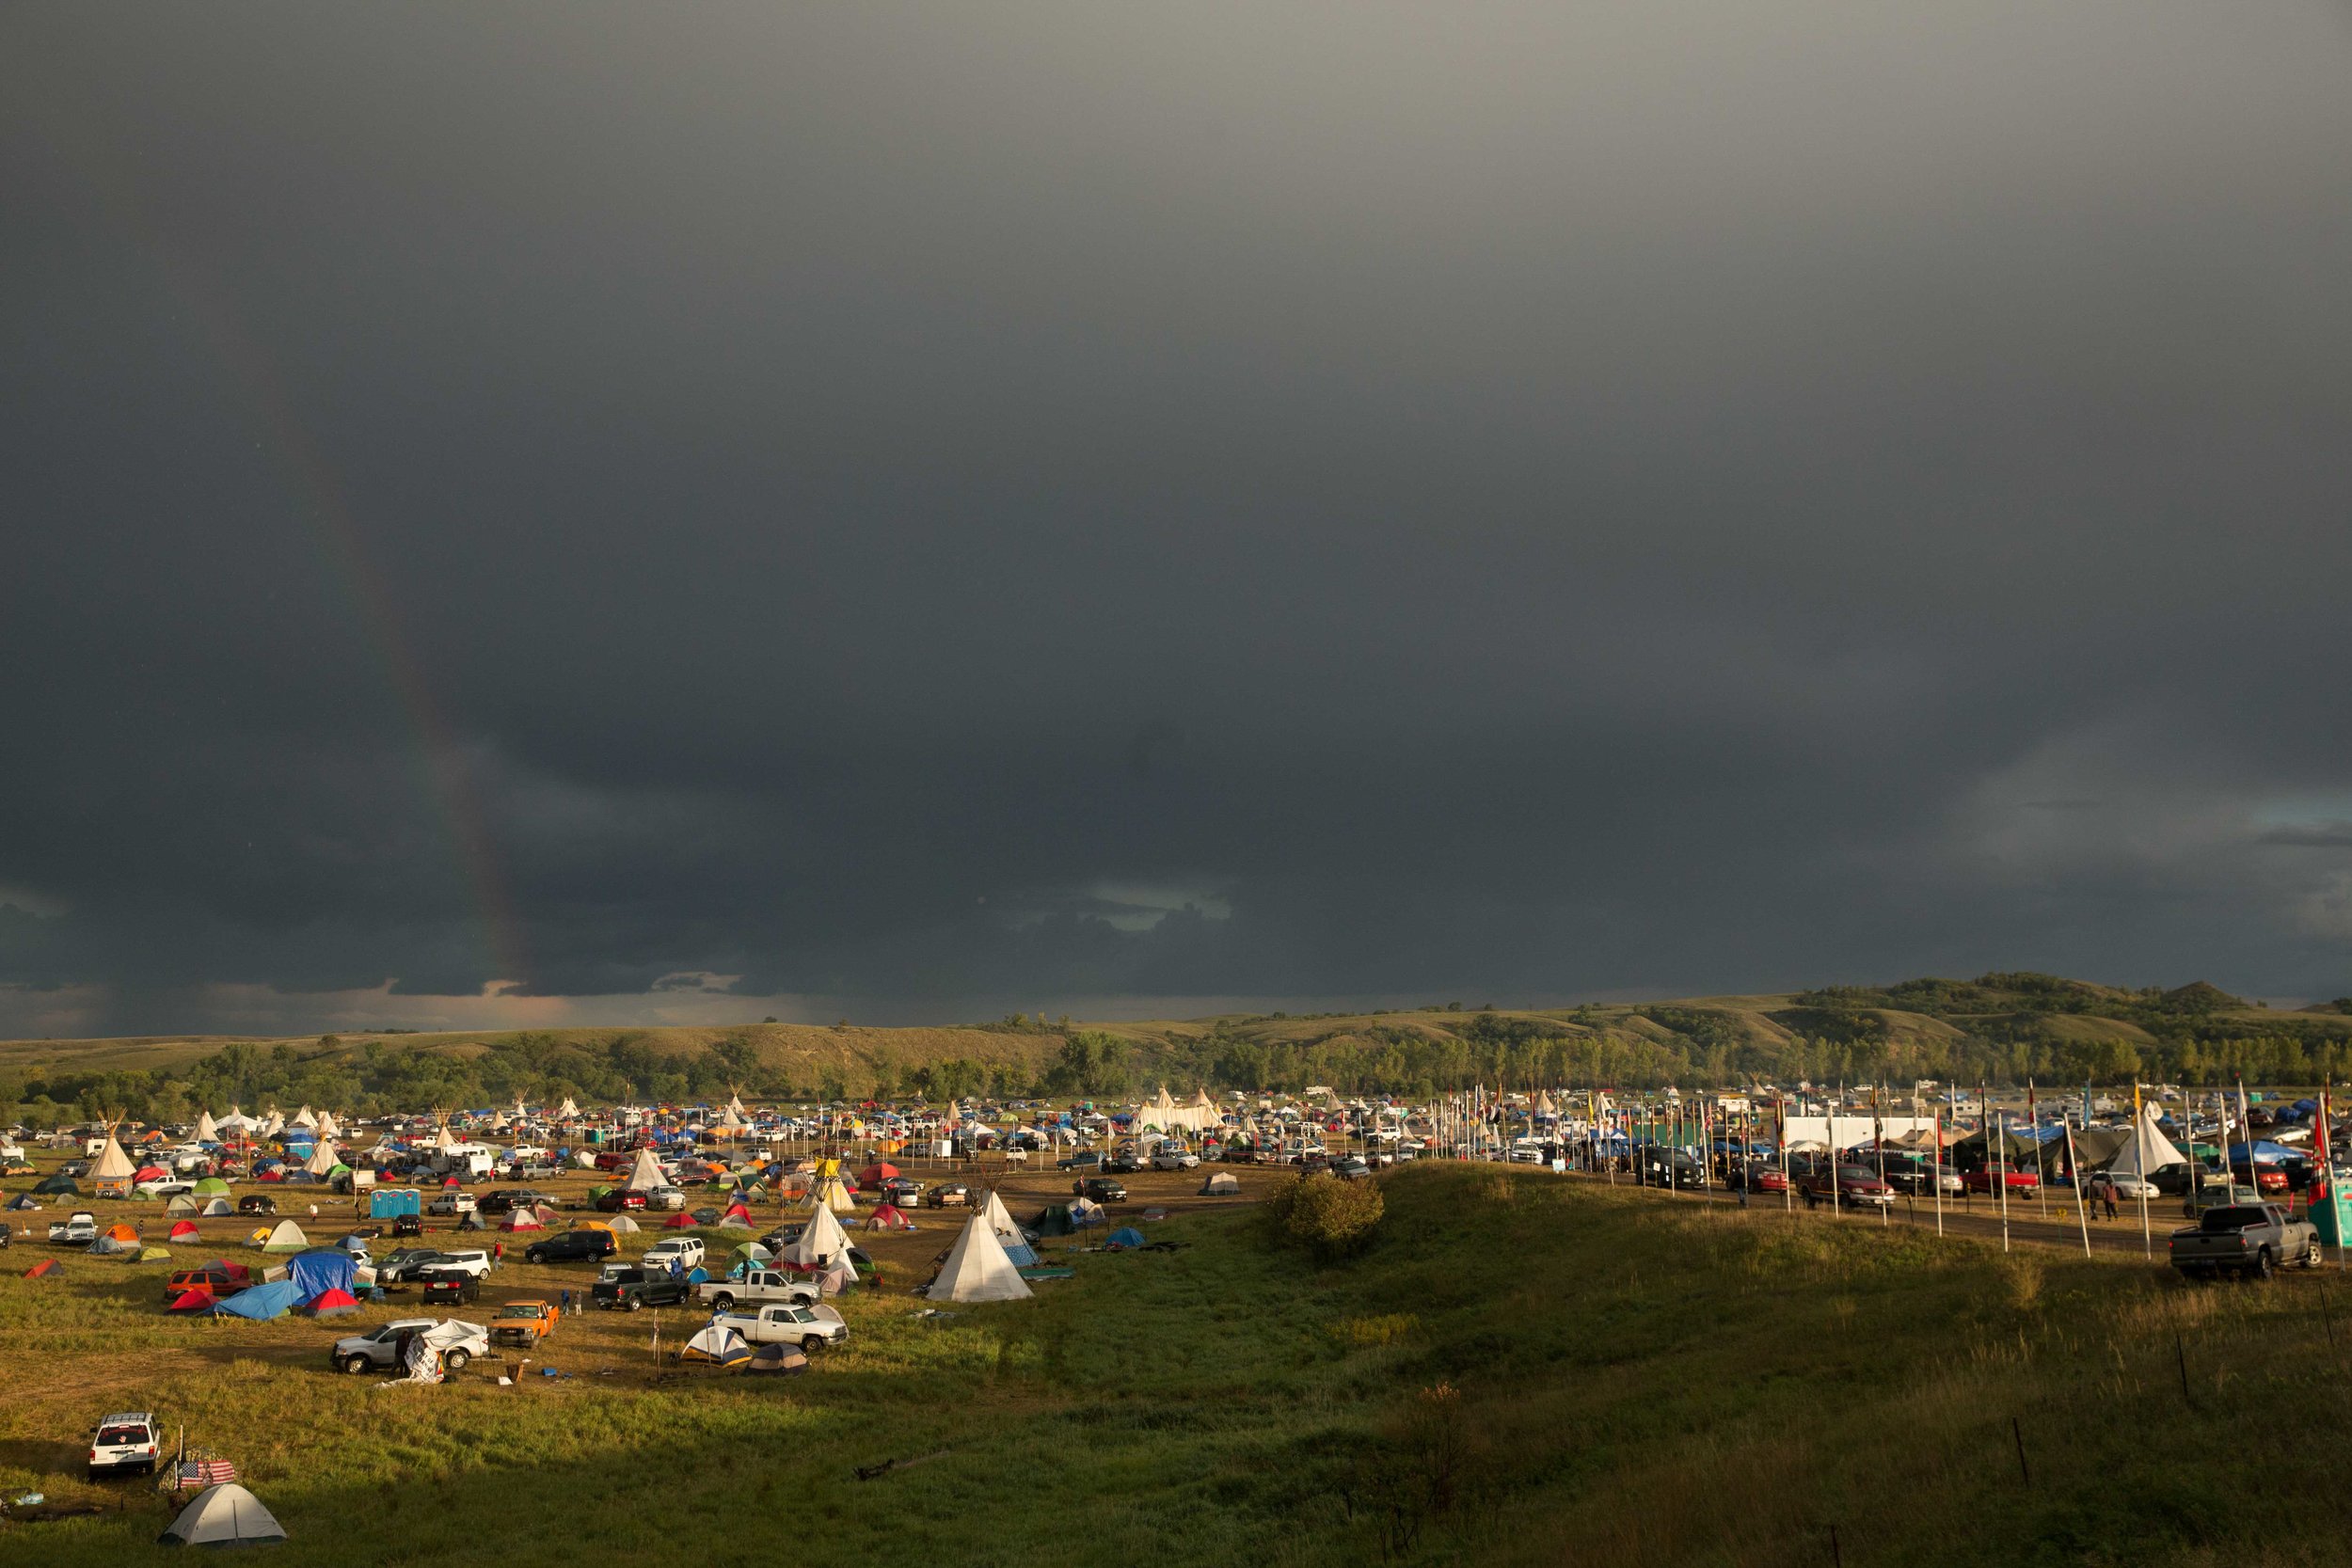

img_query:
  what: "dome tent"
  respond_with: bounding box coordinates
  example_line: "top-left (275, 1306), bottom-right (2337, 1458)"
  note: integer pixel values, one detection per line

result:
top-left (159, 1482), bottom-right (286, 1547)
top-left (680, 1323), bottom-right (752, 1369)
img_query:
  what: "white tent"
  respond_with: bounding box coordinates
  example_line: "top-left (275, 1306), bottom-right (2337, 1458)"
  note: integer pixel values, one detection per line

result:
top-left (90, 1130), bottom-right (137, 1192)
top-left (681, 1323), bottom-right (750, 1364)
top-left (978, 1189), bottom-right (1039, 1267)
top-left (624, 1148), bottom-right (666, 1192)
top-left (604, 1213), bottom-right (642, 1234)
top-left (261, 1112), bottom-right (285, 1138)
top-left (291, 1105), bottom-right (317, 1130)
top-left (558, 1097), bottom-right (580, 1118)
top-left (812, 1177), bottom-right (856, 1213)
top-left (158, 1483), bottom-right (287, 1547)
top-left (2106, 1101), bottom-right (2187, 1181)
top-left (780, 1203), bottom-right (852, 1269)
top-left (927, 1212), bottom-right (1034, 1303)
top-left (303, 1138), bottom-right (342, 1179)
top-left (193, 1110), bottom-right (220, 1143)
top-left (259, 1219), bottom-right (309, 1252)
top-left (316, 1110), bottom-right (341, 1140)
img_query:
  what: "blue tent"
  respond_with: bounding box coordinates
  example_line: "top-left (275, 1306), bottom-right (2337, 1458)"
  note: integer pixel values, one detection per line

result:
top-left (2227, 1140), bottom-right (2299, 1165)
top-left (287, 1249), bottom-right (357, 1302)
top-left (1105, 1227), bottom-right (1147, 1251)
top-left (209, 1280), bottom-right (303, 1320)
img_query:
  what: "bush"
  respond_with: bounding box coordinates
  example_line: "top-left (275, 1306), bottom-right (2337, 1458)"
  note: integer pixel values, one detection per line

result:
top-left (1263, 1173), bottom-right (1384, 1261)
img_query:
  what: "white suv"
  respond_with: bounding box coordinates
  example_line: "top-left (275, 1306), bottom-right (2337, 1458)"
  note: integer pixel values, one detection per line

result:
top-left (88, 1412), bottom-right (160, 1478)
top-left (428, 1191), bottom-right (477, 1216)
top-left (644, 1236), bottom-right (706, 1271)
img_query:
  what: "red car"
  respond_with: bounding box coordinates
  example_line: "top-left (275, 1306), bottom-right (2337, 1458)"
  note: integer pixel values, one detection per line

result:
top-left (595, 1188), bottom-right (649, 1212)
top-left (1741, 1166), bottom-right (1790, 1194)
top-left (2229, 1164), bottom-right (2292, 1195)
top-left (1962, 1164), bottom-right (2041, 1196)
top-left (1799, 1164), bottom-right (1896, 1208)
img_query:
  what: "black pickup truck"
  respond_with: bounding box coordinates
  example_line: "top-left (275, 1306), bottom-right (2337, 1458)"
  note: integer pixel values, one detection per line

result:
top-left (2168, 1204), bottom-right (2322, 1280)
top-left (590, 1266), bottom-right (696, 1312)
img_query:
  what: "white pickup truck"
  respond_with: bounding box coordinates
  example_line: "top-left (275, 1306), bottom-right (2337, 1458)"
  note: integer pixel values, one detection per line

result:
top-left (714, 1302), bottom-right (849, 1353)
top-left (47, 1212), bottom-right (99, 1245)
top-left (697, 1268), bottom-right (820, 1313)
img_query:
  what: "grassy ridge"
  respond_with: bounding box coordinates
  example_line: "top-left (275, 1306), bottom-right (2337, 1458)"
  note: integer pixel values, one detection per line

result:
top-left (2, 1167), bottom-right (2344, 1565)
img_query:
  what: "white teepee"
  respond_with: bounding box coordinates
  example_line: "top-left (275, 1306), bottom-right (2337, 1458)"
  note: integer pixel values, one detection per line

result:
top-left (780, 1203), bottom-right (851, 1269)
top-left (303, 1138), bottom-right (342, 1178)
top-left (927, 1211), bottom-right (1033, 1303)
top-left (625, 1147), bottom-right (666, 1192)
top-left (2107, 1101), bottom-right (2187, 1181)
top-left (194, 1110), bottom-right (220, 1143)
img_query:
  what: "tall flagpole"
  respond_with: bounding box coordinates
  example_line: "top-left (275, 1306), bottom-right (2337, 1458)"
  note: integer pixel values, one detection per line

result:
top-left (2064, 1118), bottom-right (2092, 1258)
top-left (2134, 1082), bottom-right (2152, 1259)
top-left (1989, 1084), bottom-right (2010, 1254)
top-left (1931, 1099), bottom-right (1945, 1238)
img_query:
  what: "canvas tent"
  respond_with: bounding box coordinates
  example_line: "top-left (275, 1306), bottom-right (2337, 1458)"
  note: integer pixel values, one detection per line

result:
top-left (978, 1190), bottom-right (1039, 1267)
top-left (812, 1177), bottom-right (856, 1213)
top-left (626, 1148), bottom-right (666, 1192)
top-left (90, 1130), bottom-right (137, 1198)
top-left (780, 1204), bottom-right (852, 1269)
top-left (193, 1110), bottom-right (220, 1143)
top-left (926, 1211), bottom-right (1034, 1302)
top-left (2107, 1101), bottom-right (2188, 1181)
top-left (158, 1483), bottom-right (287, 1548)
top-left (1199, 1171), bottom-right (1240, 1196)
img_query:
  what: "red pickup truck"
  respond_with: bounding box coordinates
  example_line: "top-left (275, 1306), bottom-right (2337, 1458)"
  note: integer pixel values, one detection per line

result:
top-left (1962, 1162), bottom-right (2040, 1196)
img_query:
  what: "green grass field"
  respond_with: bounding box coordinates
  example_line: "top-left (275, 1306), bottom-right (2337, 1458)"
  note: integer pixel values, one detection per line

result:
top-left (2, 1165), bottom-right (2344, 1566)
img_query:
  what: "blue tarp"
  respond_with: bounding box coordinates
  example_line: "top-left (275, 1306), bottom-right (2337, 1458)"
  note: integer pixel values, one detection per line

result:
top-left (287, 1249), bottom-right (358, 1302)
top-left (2226, 1141), bottom-right (2299, 1165)
top-left (209, 1280), bottom-right (303, 1320)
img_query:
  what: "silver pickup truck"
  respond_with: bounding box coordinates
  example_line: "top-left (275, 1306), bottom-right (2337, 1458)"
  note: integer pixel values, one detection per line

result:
top-left (2168, 1204), bottom-right (2321, 1279)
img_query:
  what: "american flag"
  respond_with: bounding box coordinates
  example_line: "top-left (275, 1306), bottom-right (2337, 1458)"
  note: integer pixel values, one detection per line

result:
top-left (171, 1458), bottom-right (237, 1490)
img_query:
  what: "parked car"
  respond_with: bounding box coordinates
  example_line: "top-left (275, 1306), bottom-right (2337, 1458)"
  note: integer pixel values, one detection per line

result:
top-left (163, 1266), bottom-right (246, 1303)
top-left (1799, 1164), bottom-right (1897, 1209)
top-left (390, 1213), bottom-right (424, 1239)
top-left (1961, 1163), bottom-right (2041, 1196)
top-left (923, 1183), bottom-right (971, 1209)
top-left (2169, 1204), bottom-right (2321, 1280)
top-left (329, 1318), bottom-right (487, 1375)
top-left (135, 1179), bottom-right (195, 1199)
top-left (87, 1412), bottom-right (160, 1479)
top-left (877, 1177), bottom-right (925, 1204)
top-left (1151, 1146), bottom-right (1200, 1171)
top-left (1880, 1158), bottom-right (1962, 1196)
top-left (1073, 1177), bottom-right (1128, 1203)
top-left (642, 1236), bottom-right (706, 1272)
top-left (1056, 1150), bottom-right (1104, 1173)
top-left (591, 1265), bottom-right (696, 1312)
top-left (427, 1191), bottom-right (477, 1217)
top-left (595, 1188), bottom-right (649, 1212)
top-left (46, 1212), bottom-right (99, 1246)
top-left (712, 1301), bottom-right (849, 1354)
top-left (1103, 1152), bottom-right (1144, 1176)
top-left (238, 1195), bottom-right (278, 1215)
top-left (644, 1185), bottom-right (689, 1212)
top-left (524, 1228), bottom-right (617, 1265)
top-left (697, 1268), bottom-right (823, 1314)
top-left (489, 1300), bottom-right (561, 1348)
top-left (1740, 1165), bottom-right (1790, 1195)
top-left (417, 1269), bottom-right (481, 1307)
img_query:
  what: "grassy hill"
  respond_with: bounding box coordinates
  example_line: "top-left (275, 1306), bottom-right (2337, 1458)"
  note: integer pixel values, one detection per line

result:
top-left (6, 973), bottom-right (2349, 1123)
top-left (1, 1164), bottom-right (2338, 1565)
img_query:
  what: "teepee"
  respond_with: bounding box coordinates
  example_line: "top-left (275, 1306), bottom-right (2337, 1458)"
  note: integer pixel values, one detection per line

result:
top-left (558, 1096), bottom-right (580, 1118)
top-left (316, 1110), bottom-right (340, 1139)
top-left (812, 1176), bottom-right (856, 1213)
top-left (780, 1203), bottom-right (852, 1269)
top-left (978, 1188), bottom-right (1038, 1267)
top-left (291, 1105), bottom-right (317, 1131)
top-left (927, 1211), bottom-right (1033, 1303)
top-left (194, 1110), bottom-right (220, 1143)
top-left (626, 1147), bottom-right (666, 1192)
top-left (2108, 1100), bottom-right (2187, 1181)
top-left (90, 1120), bottom-right (138, 1198)
top-left (303, 1138), bottom-right (342, 1179)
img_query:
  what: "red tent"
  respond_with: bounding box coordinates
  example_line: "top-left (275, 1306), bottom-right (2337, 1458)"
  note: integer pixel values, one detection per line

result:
top-left (168, 1220), bottom-right (201, 1242)
top-left (167, 1288), bottom-right (215, 1313)
top-left (662, 1212), bottom-right (697, 1228)
top-left (722, 1203), bottom-right (752, 1222)
top-left (864, 1204), bottom-right (913, 1230)
top-left (134, 1164), bottom-right (169, 1183)
top-left (857, 1163), bottom-right (898, 1187)
top-left (308, 1288), bottom-right (360, 1316)
top-left (22, 1259), bottom-right (58, 1278)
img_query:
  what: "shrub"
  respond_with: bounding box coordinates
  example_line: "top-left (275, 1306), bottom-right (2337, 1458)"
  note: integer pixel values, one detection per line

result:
top-left (1263, 1172), bottom-right (1384, 1261)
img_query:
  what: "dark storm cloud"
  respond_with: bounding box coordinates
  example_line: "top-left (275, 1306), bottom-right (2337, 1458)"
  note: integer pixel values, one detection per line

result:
top-left (4, 3), bottom-right (2351, 1034)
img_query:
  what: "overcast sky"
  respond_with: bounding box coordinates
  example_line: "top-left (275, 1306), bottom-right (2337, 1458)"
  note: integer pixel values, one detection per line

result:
top-left (5, 4), bottom-right (2350, 1037)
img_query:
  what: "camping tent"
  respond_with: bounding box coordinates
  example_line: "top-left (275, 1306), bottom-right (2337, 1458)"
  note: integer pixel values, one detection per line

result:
top-left (192, 1177), bottom-right (231, 1199)
top-left (165, 1195), bottom-right (199, 1217)
top-left (680, 1323), bottom-right (752, 1368)
top-left (1199, 1171), bottom-right (1240, 1196)
top-left (626, 1148), bottom-right (666, 1192)
top-left (210, 1280), bottom-right (303, 1320)
top-left (780, 1204), bottom-right (852, 1269)
top-left (167, 1288), bottom-right (215, 1313)
top-left (864, 1204), bottom-right (913, 1231)
top-left (168, 1219), bottom-right (201, 1242)
top-left (812, 1177), bottom-right (857, 1213)
top-left (137, 1245), bottom-right (173, 1262)
top-left (34, 1175), bottom-right (80, 1196)
top-left (158, 1483), bottom-right (287, 1548)
top-left (287, 1248), bottom-right (358, 1302)
top-left (603, 1213), bottom-right (642, 1234)
top-left (498, 1209), bottom-right (544, 1232)
top-left (259, 1219), bottom-right (309, 1253)
top-left (21, 1258), bottom-right (59, 1278)
top-left (1105, 1227), bottom-right (1147, 1251)
top-left (5, 1194), bottom-right (40, 1212)
top-left (926, 1212), bottom-right (1034, 1302)
top-left (90, 1130), bottom-right (138, 1196)
top-left (308, 1288), bottom-right (360, 1317)
top-left (199, 1197), bottom-right (233, 1216)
